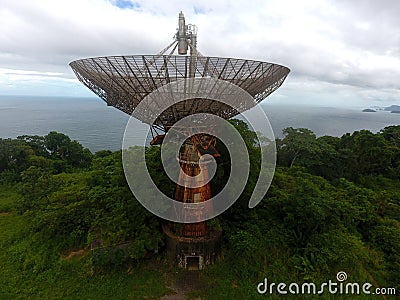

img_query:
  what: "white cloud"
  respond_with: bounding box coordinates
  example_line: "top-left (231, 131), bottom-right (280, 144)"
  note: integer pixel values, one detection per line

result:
top-left (0, 68), bottom-right (63, 77)
top-left (0, 0), bottom-right (399, 105)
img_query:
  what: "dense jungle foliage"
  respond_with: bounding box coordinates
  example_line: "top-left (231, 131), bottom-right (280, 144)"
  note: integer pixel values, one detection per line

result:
top-left (0, 122), bottom-right (399, 299)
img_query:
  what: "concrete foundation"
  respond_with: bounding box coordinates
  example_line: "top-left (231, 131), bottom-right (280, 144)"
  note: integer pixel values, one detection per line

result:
top-left (163, 223), bottom-right (221, 270)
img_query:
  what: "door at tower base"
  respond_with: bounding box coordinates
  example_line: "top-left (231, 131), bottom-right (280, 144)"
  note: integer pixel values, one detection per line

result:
top-left (162, 223), bottom-right (222, 270)
top-left (185, 256), bottom-right (202, 270)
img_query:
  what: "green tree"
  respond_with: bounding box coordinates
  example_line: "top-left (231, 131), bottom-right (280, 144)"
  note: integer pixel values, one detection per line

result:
top-left (339, 130), bottom-right (397, 180)
top-left (0, 139), bottom-right (34, 173)
top-left (380, 125), bottom-right (400, 147)
top-left (276, 128), bottom-right (340, 179)
top-left (44, 131), bottom-right (92, 169)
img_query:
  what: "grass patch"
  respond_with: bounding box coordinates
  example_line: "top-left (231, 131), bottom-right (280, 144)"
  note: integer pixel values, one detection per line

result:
top-left (0, 184), bottom-right (22, 212)
top-left (0, 185), bottom-right (171, 299)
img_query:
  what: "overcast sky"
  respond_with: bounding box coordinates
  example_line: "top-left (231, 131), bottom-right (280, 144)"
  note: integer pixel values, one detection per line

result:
top-left (1, 0), bottom-right (400, 107)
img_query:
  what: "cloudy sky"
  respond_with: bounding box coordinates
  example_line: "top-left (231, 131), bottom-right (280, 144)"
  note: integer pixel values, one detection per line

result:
top-left (1, 0), bottom-right (399, 107)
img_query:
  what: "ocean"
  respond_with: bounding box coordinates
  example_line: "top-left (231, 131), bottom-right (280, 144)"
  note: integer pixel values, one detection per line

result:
top-left (0, 95), bottom-right (399, 152)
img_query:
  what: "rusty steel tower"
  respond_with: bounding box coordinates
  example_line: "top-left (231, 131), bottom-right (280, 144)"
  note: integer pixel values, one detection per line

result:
top-left (70, 12), bottom-right (290, 270)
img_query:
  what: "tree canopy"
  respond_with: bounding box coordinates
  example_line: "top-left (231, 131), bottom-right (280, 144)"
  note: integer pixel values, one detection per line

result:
top-left (0, 124), bottom-right (399, 297)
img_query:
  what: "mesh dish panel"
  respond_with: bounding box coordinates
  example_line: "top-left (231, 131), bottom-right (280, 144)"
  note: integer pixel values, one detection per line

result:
top-left (70, 55), bottom-right (290, 128)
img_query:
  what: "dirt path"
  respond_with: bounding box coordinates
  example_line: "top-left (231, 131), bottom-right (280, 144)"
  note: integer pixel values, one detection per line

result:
top-left (367, 271), bottom-right (388, 300)
top-left (162, 271), bottom-right (203, 300)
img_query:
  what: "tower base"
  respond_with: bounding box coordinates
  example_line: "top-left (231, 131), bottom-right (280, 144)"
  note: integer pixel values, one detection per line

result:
top-left (163, 223), bottom-right (221, 270)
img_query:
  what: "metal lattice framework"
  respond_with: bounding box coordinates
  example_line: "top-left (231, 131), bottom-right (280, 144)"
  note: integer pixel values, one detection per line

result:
top-left (70, 55), bottom-right (289, 131)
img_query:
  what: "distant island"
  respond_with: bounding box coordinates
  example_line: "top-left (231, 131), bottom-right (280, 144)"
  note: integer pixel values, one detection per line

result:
top-left (363, 105), bottom-right (400, 113)
top-left (385, 105), bottom-right (400, 113)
